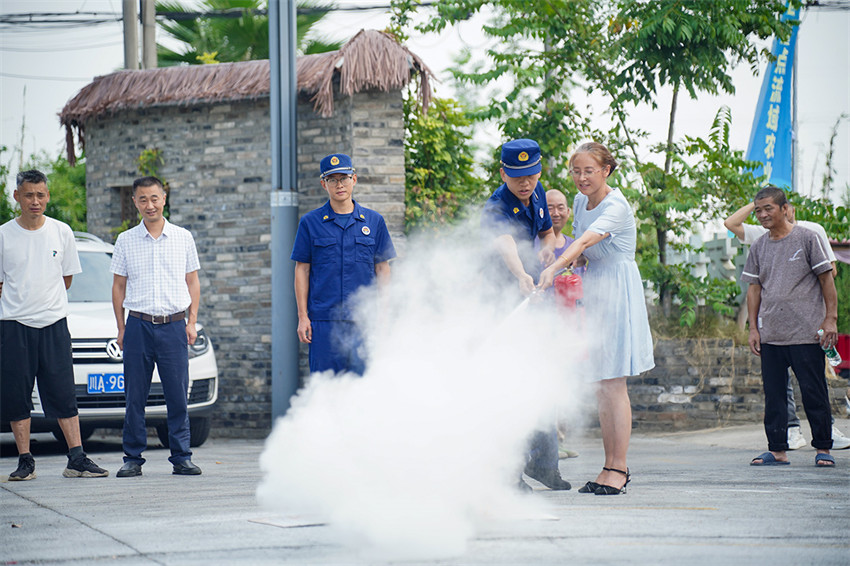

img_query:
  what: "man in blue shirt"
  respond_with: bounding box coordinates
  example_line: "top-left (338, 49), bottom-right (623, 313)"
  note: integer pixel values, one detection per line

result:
top-left (482, 139), bottom-right (556, 294)
top-left (481, 139), bottom-right (570, 491)
top-left (291, 153), bottom-right (396, 375)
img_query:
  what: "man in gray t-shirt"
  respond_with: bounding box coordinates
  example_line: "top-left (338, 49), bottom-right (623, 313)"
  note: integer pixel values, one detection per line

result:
top-left (741, 186), bottom-right (838, 468)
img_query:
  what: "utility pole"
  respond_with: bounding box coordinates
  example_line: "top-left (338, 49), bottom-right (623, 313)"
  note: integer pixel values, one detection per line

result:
top-left (141, 0), bottom-right (157, 69)
top-left (269, 0), bottom-right (301, 418)
top-left (122, 0), bottom-right (139, 70)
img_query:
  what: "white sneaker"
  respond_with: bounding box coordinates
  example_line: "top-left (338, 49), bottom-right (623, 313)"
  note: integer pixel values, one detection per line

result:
top-left (832, 426), bottom-right (850, 450)
top-left (787, 426), bottom-right (806, 450)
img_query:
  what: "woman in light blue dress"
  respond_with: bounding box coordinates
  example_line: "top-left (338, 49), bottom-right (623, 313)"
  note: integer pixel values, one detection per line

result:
top-left (539, 142), bottom-right (654, 495)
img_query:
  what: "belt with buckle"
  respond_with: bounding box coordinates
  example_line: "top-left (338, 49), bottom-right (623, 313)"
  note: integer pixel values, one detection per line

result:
top-left (128, 310), bottom-right (186, 324)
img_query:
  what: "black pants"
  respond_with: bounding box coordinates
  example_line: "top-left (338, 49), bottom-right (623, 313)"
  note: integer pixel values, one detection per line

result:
top-left (760, 343), bottom-right (832, 452)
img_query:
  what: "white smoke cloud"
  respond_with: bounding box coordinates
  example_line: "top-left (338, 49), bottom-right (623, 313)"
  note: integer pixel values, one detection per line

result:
top-left (258, 224), bottom-right (590, 560)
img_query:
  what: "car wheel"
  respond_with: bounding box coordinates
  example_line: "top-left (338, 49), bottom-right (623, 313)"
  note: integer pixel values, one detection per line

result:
top-left (155, 417), bottom-right (211, 448)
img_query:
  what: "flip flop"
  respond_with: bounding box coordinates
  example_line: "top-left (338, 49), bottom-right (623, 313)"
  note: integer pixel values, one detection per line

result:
top-left (815, 453), bottom-right (835, 467)
top-left (750, 452), bottom-right (790, 466)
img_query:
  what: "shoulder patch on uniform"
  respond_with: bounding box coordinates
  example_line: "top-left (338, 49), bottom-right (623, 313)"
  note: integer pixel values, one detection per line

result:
top-left (539, 208), bottom-right (544, 218)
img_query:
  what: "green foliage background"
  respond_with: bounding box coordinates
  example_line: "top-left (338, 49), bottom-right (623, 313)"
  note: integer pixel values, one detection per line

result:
top-left (416, 0), bottom-right (804, 327)
top-left (836, 262), bottom-right (850, 335)
top-left (156, 0), bottom-right (343, 65)
top-left (0, 147), bottom-right (15, 225)
top-left (1, 148), bottom-right (86, 231)
top-left (403, 96), bottom-right (485, 232)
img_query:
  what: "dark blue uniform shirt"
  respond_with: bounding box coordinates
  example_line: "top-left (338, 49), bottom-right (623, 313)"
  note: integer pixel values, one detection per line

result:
top-left (291, 200), bottom-right (396, 321)
top-left (481, 181), bottom-right (552, 281)
top-left (481, 181), bottom-right (552, 242)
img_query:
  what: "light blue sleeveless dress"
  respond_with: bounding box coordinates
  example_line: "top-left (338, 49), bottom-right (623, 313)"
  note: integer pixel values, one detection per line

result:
top-left (573, 188), bottom-right (655, 381)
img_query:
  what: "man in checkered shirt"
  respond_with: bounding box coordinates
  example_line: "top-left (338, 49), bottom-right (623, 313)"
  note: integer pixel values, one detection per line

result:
top-left (111, 176), bottom-right (203, 478)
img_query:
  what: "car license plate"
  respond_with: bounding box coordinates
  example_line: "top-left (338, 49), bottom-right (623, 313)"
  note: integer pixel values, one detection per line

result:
top-left (87, 373), bottom-right (124, 394)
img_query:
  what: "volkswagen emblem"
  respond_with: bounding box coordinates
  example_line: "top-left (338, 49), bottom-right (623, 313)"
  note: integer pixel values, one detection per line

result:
top-left (106, 339), bottom-right (123, 362)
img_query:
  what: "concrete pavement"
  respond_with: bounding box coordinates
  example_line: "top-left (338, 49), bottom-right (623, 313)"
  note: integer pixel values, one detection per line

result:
top-left (2, 421), bottom-right (849, 565)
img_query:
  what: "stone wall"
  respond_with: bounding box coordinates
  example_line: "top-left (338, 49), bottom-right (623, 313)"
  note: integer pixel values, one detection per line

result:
top-left (628, 338), bottom-right (848, 431)
top-left (85, 99), bottom-right (275, 437)
top-left (296, 89), bottom-right (405, 237)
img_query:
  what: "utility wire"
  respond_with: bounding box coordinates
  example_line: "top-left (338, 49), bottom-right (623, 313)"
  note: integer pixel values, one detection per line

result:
top-left (0, 71), bottom-right (94, 82)
top-left (0, 3), bottom-right (437, 26)
top-left (0, 40), bottom-right (123, 52)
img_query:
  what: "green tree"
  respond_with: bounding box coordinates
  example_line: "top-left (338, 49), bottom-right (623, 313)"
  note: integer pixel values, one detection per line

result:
top-left (606, 0), bottom-right (799, 310)
top-left (388, 0), bottom-right (486, 233)
top-left (156, 0), bottom-right (343, 66)
top-left (422, 0), bottom-right (601, 192)
top-left (419, 0), bottom-right (803, 325)
top-left (404, 96), bottom-right (485, 232)
top-left (0, 146), bottom-right (15, 225)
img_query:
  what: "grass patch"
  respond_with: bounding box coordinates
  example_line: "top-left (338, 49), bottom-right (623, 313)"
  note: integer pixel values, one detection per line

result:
top-left (648, 307), bottom-right (748, 345)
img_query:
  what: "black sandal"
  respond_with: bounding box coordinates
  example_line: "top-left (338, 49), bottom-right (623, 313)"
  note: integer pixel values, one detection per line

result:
top-left (594, 467), bottom-right (630, 495)
top-left (578, 467), bottom-right (613, 493)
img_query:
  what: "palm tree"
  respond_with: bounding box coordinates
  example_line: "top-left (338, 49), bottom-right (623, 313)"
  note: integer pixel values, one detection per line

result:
top-left (155, 0), bottom-right (344, 66)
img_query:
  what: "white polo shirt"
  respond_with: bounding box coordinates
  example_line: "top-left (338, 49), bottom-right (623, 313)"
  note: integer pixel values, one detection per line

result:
top-left (0, 217), bottom-right (81, 328)
top-left (110, 219), bottom-right (200, 316)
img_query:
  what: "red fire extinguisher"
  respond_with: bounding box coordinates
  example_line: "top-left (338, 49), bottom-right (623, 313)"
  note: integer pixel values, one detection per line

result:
top-left (554, 270), bottom-right (583, 310)
top-left (554, 269), bottom-right (587, 361)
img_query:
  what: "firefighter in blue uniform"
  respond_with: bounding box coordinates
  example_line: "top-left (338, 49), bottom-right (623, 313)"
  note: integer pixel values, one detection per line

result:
top-left (482, 139), bottom-right (556, 295)
top-left (481, 138), bottom-right (571, 492)
top-left (291, 153), bottom-right (396, 375)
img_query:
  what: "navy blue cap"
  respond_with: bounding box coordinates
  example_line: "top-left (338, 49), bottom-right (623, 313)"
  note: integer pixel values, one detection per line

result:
top-left (320, 153), bottom-right (356, 178)
top-left (500, 139), bottom-right (542, 178)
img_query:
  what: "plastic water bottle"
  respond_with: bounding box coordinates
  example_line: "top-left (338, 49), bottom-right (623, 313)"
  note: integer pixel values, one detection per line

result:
top-left (817, 329), bottom-right (842, 367)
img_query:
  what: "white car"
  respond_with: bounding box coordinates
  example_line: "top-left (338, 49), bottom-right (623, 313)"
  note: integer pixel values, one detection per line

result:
top-left (19, 232), bottom-right (218, 447)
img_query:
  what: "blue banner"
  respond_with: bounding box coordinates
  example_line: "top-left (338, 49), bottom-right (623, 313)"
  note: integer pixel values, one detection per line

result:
top-left (745, 4), bottom-right (800, 191)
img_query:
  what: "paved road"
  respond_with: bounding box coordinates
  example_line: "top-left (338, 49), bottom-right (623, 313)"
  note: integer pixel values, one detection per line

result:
top-left (2, 421), bottom-right (849, 565)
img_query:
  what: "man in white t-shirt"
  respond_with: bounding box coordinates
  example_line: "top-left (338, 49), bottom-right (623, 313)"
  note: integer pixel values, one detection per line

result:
top-left (0, 170), bottom-right (109, 480)
top-left (726, 199), bottom-right (849, 451)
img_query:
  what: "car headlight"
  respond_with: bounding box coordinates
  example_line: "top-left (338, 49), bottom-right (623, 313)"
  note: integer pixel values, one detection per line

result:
top-left (189, 327), bottom-right (210, 359)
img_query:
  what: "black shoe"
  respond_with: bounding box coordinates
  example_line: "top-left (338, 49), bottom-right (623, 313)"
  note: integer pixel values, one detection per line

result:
top-left (172, 460), bottom-right (202, 475)
top-left (524, 465), bottom-right (571, 490)
top-left (594, 467), bottom-right (630, 495)
top-left (64, 456), bottom-right (109, 478)
top-left (578, 466), bottom-right (614, 493)
top-left (117, 462), bottom-right (143, 477)
top-left (577, 481), bottom-right (602, 493)
top-left (9, 454), bottom-right (36, 481)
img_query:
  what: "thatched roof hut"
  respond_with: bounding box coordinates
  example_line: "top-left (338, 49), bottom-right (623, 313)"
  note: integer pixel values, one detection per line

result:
top-left (59, 29), bottom-right (433, 165)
